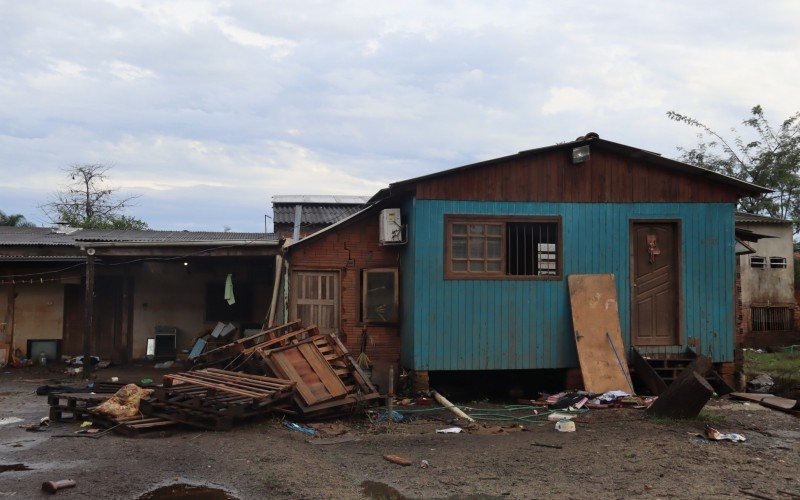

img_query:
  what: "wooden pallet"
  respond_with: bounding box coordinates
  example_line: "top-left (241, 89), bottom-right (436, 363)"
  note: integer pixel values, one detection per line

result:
top-left (89, 413), bottom-right (178, 437)
top-left (48, 393), bottom-right (111, 422)
top-left (144, 369), bottom-right (295, 430)
top-left (256, 333), bottom-right (381, 418)
top-left (190, 321), bottom-right (303, 369)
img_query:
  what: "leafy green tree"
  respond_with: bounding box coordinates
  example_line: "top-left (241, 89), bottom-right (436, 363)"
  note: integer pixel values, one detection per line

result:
top-left (0, 210), bottom-right (35, 227)
top-left (41, 164), bottom-right (149, 230)
top-left (668, 106), bottom-right (800, 231)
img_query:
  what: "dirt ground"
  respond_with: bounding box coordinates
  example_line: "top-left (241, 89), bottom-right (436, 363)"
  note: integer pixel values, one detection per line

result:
top-left (1, 365), bottom-right (799, 499)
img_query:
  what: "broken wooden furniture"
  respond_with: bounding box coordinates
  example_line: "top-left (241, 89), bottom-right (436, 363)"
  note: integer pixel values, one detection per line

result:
top-left (631, 347), bottom-right (734, 396)
top-left (646, 356), bottom-right (715, 419)
top-left (141, 368), bottom-right (295, 430)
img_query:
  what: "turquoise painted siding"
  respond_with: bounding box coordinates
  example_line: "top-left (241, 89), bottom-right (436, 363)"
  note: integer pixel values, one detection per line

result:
top-left (405, 200), bottom-right (736, 370)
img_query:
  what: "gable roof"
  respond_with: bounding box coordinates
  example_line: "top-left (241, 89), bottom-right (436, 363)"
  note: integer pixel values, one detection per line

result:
top-left (271, 194), bottom-right (371, 227)
top-left (374, 136), bottom-right (768, 200)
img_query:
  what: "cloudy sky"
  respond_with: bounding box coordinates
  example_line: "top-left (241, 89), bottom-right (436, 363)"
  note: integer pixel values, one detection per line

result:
top-left (1, 1), bottom-right (799, 232)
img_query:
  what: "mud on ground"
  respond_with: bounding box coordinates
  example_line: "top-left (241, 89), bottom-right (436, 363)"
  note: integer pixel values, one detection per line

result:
top-left (1, 366), bottom-right (799, 499)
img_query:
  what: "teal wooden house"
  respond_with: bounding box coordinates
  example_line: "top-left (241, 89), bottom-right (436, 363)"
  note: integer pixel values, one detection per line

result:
top-left (284, 134), bottom-right (766, 386)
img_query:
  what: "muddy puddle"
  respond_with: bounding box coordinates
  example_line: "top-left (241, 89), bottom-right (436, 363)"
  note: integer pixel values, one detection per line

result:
top-left (137, 484), bottom-right (238, 500)
top-left (362, 481), bottom-right (408, 499)
top-left (0, 463), bottom-right (32, 473)
top-left (361, 480), bottom-right (506, 500)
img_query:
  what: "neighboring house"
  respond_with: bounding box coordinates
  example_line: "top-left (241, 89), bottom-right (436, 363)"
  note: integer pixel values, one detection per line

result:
top-left (735, 212), bottom-right (796, 345)
top-left (282, 133), bottom-right (767, 388)
top-left (271, 195), bottom-right (371, 239)
top-left (0, 226), bottom-right (281, 363)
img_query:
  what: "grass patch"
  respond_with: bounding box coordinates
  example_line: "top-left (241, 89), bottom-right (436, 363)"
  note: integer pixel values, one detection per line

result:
top-left (744, 350), bottom-right (800, 382)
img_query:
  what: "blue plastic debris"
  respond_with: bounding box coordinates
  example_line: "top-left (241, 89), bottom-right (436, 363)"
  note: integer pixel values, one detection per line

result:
top-left (282, 421), bottom-right (316, 436)
top-left (375, 410), bottom-right (405, 423)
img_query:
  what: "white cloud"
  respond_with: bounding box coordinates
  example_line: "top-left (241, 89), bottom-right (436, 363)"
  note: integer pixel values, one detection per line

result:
top-left (1, 1), bottom-right (800, 230)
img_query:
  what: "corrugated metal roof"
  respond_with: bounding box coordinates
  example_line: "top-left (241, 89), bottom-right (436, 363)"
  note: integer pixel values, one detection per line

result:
top-left (735, 212), bottom-right (791, 224)
top-left (273, 203), bottom-right (368, 225)
top-left (272, 195), bottom-right (372, 204)
top-left (0, 227), bottom-right (280, 246)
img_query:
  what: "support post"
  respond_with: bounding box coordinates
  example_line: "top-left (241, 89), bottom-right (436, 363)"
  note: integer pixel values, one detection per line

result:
top-left (386, 365), bottom-right (394, 422)
top-left (83, 253), bottom-right (95, 379)
top-left (4, 275), bottom-right (15, 349)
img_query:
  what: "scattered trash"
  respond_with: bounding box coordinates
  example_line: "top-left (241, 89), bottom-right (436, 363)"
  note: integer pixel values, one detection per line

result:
top-left (80, 421), bottom-right (93, 428)
top-left (67, 355), bottom-right (100, 366)
top-left (555, 419), bottom-right (576, 432)
top-left (547, 413), bottom-right (576, 422)
top-left (703, 425), bottom-right (746, 442)
top-left (110, 377), bottom-right (119, 383)
top-left (42, 479), bottom-right (76, 494)
top-left (283, 422), bottom-right (316, 436)
top-left (90, 384), bottom-right (153, 419)
top-left (0, 417), bottom-right (24, 426)
top-left (383, 454), bottom-right (413, 466)
top-left (435, 427), bottom-right (463, 434)
top-left (420, 460), bottom-right (430, 468)
top-left (154, 361), bottom-right (174, 369)
top-left (139, 378), bottom-right (153, 386)
top-left (375, 410), bottom-right (405, 423)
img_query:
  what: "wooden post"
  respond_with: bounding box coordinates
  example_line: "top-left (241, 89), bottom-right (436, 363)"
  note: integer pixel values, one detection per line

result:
top-left (120, 268), bottom-right (133, 363)
top-left (386, 365), bottom-right (394, 422)
top-left (4, 275), bottom-right (15, 349)
top-left (83, 253), bottom-right (95, 379)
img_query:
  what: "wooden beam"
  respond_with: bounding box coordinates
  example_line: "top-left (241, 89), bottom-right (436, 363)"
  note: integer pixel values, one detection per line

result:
top-left (646, 370), bottom-right (714, 419)
top-left (93, 247), bottom-right (279, 258)
top-left (266, 255), bottom-right (283, 328)
top-left (83, 254), bottom-right (95, 379)
top-left (4, 275), bottom-right (15, 348)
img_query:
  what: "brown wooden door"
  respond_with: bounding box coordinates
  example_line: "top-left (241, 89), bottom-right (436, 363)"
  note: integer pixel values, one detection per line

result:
top-left (95, 277), bottom-right (123, 360)
top-left (290, 271), bottom-right (339, 334)
top-left (631, 222), bottom-right (680, 346)
top-left (62, 284), bottom-right (84, 356)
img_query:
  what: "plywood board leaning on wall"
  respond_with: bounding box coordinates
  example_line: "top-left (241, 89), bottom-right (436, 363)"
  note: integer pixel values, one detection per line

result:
top-left (568, 274), bottom-right (634, 394)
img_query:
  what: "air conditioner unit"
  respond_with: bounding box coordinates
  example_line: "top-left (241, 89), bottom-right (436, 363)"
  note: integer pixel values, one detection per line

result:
top-left (379, 208), bottom-right (403, 245)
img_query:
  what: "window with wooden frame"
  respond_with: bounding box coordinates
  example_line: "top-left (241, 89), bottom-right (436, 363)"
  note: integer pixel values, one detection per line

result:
top-left (749, 256), bottom-right (766, 268)
top-left (445, 216), bottom-right (562, 279)
top-left (362, 268), bottom-right (399, 323)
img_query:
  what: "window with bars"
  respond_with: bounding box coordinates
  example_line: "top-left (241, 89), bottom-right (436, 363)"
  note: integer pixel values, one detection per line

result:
top-left (751, 306), bottom-right (793, 331)
top-left (446, 216), bottom-right (561, 279)
top-left (749, 256), bottom-right (765, 268)
top-left (769, 257), bottom-right (787, 268)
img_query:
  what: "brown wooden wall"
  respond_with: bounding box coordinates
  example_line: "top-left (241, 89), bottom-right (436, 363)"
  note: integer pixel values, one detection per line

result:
top-left (415, 148), bottom-right (742, 203)
top-left (286, 215), bottom-right (402, 363)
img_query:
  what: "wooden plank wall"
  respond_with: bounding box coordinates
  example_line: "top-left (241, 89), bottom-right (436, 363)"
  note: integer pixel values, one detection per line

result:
top-left (415, 149), bottom-right (741, 203)
top-left (406, 200), bottom-right (736, 371)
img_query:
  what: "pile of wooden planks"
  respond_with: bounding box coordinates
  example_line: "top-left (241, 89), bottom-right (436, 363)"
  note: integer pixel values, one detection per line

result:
top-left (162, 320), bottom-right (382, 426)
top-left (141, 369), bottom-right (296, 430)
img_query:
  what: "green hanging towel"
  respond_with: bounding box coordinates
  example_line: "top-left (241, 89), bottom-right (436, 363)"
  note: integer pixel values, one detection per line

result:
top-left (224, 273), bottom-right (236, 305)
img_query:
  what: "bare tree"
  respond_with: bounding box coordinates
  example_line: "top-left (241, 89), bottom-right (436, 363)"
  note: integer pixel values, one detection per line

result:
top-left (41, 164), bottom-right (148, 230)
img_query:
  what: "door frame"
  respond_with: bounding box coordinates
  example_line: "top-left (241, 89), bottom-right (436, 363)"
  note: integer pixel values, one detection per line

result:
top-left (288, 269), bottom-right (341, 333)
top-left (629, 219), bottom-right (683, 347)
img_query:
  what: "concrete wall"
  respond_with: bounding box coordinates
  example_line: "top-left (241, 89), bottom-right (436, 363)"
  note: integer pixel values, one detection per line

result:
top-left (1, 283), bottom-right (63, 355)
top-left (738, 222), bottom-right (795, 335)
top-left (129, 260), bottom-right (272, 359)
top-left (738, 222), bottom-right (795, 306)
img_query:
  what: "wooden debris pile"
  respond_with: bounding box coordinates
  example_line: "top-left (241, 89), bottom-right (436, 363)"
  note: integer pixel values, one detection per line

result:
top-left (45, 321), bottom-right (382, 434)
top-left (147, 320), bottom-right (381, 429)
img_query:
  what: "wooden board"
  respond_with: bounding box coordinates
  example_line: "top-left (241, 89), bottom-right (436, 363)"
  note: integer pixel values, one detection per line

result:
top-left (730, 392), bottom-right (800, 414)
top-left (266, 342), bottom-right (348, 407)
top-left (568, 274), bottom-right (634, 394)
